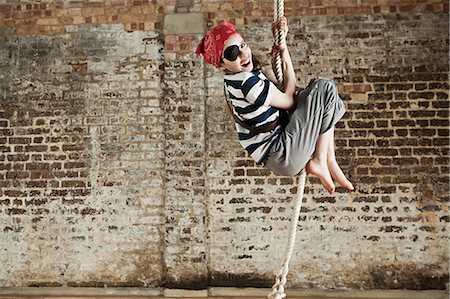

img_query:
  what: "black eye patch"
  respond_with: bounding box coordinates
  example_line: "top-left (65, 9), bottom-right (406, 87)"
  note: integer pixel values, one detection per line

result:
top-left (223, 45), bottom-right (240, 61)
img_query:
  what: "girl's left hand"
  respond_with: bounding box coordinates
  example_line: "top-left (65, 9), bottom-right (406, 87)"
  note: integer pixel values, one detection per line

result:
top-left (271, 43), bottom-right (287, 58)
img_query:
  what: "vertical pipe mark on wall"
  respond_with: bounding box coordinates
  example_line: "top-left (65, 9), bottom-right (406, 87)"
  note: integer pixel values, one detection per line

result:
top-left (89, 126), bottom-right (99, 206)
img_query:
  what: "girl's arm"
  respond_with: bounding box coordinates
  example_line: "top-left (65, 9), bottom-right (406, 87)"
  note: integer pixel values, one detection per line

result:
top-left (263, 17), bottom-right (298, 110)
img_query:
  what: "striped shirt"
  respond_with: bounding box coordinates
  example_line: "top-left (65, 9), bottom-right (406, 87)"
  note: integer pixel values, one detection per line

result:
top-left (224, 70), bottom-right (282, 163)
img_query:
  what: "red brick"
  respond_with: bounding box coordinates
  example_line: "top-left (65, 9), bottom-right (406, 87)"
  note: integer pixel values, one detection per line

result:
top-left (26, 162), bottom-right (50, 171)
top-left (61, 180), bottom-right (86, 188)
top-left (7, 154), bottom-right (29, 161)
top-left (24, 145), bottom-right (48, 152)
top-left (9, 137), bottom-right (31, 144)
top-left (64, 162), bottom-right (86, 169)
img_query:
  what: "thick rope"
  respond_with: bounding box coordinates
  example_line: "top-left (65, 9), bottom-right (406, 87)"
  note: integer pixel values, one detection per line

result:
top-left (268, 1), bottom-right (308, 298)
top-left (267, 170), bottom-right (306, 299)
top-left (272, 0), bottom-right (285, 88)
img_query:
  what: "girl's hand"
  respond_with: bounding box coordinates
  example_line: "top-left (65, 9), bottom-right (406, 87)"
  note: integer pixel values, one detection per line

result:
top-left (271, 43), bottom-right (287, 59)
top-left (271, 16), bottom-right (289, 38)
top-left (270, 43), bottom-right (287, 69)
top-left (272, 44), bottom-right (287, 56)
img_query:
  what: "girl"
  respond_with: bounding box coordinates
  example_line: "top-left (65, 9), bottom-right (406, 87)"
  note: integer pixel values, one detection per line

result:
top-left (196, 19), bottom-right (354, 194)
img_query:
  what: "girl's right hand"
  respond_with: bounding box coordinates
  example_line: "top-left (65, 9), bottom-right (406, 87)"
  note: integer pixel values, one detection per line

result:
top-left (271, 16), bottom-right (289, 38)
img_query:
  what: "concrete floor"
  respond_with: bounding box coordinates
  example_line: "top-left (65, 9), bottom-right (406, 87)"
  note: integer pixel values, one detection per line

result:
top-left (0, 287), bottom-right (448, 299)
top-left (0, 296), bottom-right (448, 299)
top-left (0, 298), bottom-right (386, 299)
top-left (6, 298), bottom-right (329, 299)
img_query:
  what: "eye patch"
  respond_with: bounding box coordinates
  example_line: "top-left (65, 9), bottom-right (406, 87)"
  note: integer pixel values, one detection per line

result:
top-left (223, 45), bottom-right (240, 61)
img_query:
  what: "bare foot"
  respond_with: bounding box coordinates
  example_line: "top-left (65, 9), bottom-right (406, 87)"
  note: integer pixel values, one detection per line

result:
top-left (328, 160), bottom-right (354, 191)
top-left (306, 158), bottom-right (335, 194)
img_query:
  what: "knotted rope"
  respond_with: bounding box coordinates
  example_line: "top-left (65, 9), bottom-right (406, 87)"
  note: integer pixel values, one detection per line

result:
top-left (272, 0), bottom-right (285, 88)
top-left (268, 1), bottom-right (307, 298)
top-left (267, 170), bottom-right (306, 299)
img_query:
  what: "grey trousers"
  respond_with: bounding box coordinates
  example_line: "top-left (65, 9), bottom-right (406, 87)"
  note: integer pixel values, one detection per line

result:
top-left (263, 78), bottom-right (346, 176)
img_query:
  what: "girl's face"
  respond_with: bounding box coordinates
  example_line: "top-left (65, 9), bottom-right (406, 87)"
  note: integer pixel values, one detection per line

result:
top-left (220, 34), bottom-right (253, 74)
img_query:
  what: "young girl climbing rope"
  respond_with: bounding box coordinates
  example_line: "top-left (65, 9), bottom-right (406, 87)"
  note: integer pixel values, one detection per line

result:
top-left (195, 18), bottom-right (354, 194)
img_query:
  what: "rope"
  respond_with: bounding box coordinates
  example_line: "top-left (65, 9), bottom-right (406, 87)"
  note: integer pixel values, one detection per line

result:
top-left (272, 0), bottom-right (285, 88)
top-left (268, 1), bottom-right (308, 298)
top-left (267, 170), bottom-right (306, 299)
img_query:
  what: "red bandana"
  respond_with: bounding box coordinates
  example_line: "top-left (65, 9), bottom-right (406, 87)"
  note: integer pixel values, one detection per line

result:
top-left (195, 21), bottom-right (241, 68)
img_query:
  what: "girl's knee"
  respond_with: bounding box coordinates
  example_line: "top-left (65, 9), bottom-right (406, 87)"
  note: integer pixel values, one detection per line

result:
top-left (317, 78), bottom-right (337, 93)
top-left (317, 78), bottom-right (340, 107)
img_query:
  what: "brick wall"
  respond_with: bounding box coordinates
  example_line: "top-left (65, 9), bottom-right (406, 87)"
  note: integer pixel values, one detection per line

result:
top-left (0, 0), bottom-right (448, 290)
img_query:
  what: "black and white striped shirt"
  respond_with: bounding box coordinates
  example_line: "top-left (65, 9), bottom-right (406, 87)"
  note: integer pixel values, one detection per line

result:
top-left (224, 70), bottom-right (282, 163)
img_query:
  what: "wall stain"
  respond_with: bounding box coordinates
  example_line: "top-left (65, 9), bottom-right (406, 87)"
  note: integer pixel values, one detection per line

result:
top-left (367, 263), bottom-right (448, 290)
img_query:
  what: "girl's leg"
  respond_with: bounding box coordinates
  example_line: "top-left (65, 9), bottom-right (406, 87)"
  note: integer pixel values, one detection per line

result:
top-left (326, 127), bottom-right (354, 190)
top-left (305, 129), bottom-right (335, 194)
